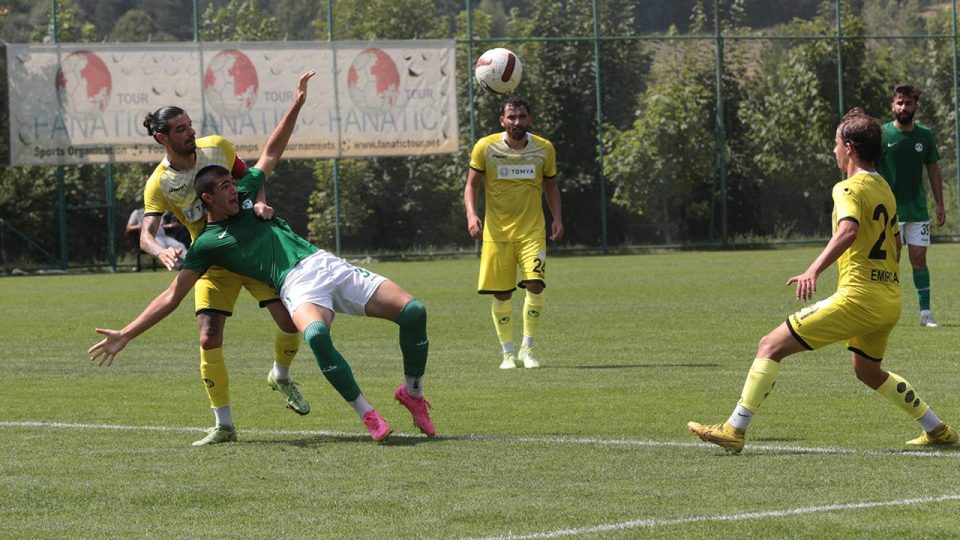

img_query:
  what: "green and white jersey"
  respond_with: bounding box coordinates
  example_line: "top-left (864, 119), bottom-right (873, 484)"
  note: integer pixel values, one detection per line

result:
top-left (182, 168), bottom-right (318, 291)
top-left (878, 122), bottom-right (940, 222)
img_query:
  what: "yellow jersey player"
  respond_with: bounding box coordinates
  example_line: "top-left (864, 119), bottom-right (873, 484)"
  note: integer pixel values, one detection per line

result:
top-left (464, 96), bottom-right (563, 369)
top-left (687, 109), bottom-right (956, 454)
top-left (139, 102), bottom-right (307, 445)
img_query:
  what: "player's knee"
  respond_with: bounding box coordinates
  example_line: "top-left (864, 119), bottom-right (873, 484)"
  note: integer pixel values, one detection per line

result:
top-left (395, 299), bottom-right (427, 330)
top-left (196, 312), bottom-right (225, 349)
top-left (198, 331), bottom-right (223, 350)
top-left (853, 361), bottom-right (886, 389)
top-left (524, 281), bottom-right (544, 294)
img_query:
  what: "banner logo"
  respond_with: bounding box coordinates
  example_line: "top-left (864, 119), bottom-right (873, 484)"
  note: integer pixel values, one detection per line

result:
top-left (347, 48), bottom-right (399, 114)
top-left (204, 49), bottom-right (259, 115)
top-left (55, 50), bottom-right (111, 118)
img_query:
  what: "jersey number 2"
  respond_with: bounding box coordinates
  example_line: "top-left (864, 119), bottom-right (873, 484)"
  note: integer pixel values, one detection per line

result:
top-left (868, 204), bottom-right (890, 260)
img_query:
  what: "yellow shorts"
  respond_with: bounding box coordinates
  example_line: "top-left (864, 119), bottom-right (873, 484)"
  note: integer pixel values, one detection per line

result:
top-left (477, 237), bottom-right (546, 293)
top-left (194, 265), bottom-right (280, 316)
top-left (786, 291), bottom-right (900, 361)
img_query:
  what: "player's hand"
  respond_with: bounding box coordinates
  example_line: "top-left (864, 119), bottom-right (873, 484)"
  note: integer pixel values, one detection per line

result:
top-left (467, 215), bottom-right (483, 239)
top-left (786, 270), bottom-right (818, 302)
top-left (550, 220), bottom-right (564, 241)
top-left (88, 328), bottom-right (128, 367)
top-left (295, 70), bottom-right (317, 106)
top-left (157, 247), bottom-right (184, 271)
top-left (935, 204), bottom-right (946, 227)
top-left (254, 201), bottom-right (275, 220)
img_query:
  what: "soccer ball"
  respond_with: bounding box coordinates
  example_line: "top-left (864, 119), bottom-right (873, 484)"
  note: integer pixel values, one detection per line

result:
top-left (474, 48), bottom-right (522, 95)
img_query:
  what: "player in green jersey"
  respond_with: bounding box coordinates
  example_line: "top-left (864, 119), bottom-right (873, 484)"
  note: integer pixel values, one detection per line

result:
top-left (89, 70), bottom-right (435, 443)
top-left (687, 109), bottom-right (956, 454)
top-left (877, 85), bottom-right (945, 327)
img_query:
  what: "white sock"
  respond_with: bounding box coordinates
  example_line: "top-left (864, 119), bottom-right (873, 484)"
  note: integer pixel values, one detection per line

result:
top-left (213, 405), bottom-right (233, 427)
top-left (349, 394), bottom-right (374, 418)
top-left (921, 309), bottom-right (932, 317)
top-left (521, 336), bottom-right (534, 348)
top-left (918, 409), bottom-right (943, 432)
top-left (272, 362), bottom-right (290, 381)
top-left (727, 403), bottom-right (753, 431)
top-left (404, 376), bottom-right (423, 398)
top-left (501, 342), bottom-right (516, 354)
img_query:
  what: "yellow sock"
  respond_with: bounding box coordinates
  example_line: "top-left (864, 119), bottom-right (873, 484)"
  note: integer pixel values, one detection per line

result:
top-left (739, 358), bottom-right (780, 412)
top-left (876, 371), bottom-right (929, 420)
top-left (199, 347), bottom-right (229, 409)
top-left (522, 291), bottom-right (544, 343)
top-left (491, 298), bottom-right (513, 348)
top-left (274, 329), bottom-right (300, 367)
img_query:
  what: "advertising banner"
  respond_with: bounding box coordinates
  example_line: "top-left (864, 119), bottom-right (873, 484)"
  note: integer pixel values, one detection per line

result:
top-left (6, 40), bottom-right (458, 165)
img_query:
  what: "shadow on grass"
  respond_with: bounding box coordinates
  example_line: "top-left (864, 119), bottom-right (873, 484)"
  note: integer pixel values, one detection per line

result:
top-left (556, 363), bottom-right (720, 370)
top-left (245, 432), bottom-right (435, 448)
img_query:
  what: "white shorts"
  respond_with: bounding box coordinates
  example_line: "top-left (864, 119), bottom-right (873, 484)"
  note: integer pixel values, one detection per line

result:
top-left (280, 250), bottom-right (386, 317)
top-left (899, 221), bottom-right (930, 247)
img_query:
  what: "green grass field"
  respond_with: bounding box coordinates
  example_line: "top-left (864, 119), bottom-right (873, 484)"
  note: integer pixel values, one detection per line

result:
top-left (3, 247), bottom-right (960, 538)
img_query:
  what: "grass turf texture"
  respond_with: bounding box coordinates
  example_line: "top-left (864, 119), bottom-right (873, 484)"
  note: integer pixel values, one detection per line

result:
top-left (2, 247), bottom-right (960, 538)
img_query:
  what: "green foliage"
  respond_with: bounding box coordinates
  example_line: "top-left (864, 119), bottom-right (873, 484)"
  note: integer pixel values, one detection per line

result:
top-left (604, 41), bottom-right (715, 244)
top-left (31, 1), bottom-right (97, 43)
top-left (200, 0), bottom-right (281, 42)
top-left (109, 9), bottom-right (176, 43)
top-left (312, 0), bottom-right (451, 40)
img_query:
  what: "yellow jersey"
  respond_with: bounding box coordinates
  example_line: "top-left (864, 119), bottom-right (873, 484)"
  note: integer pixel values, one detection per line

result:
top-left (832, 170), bottom-right (901, 307)
top-left (469, 132), bottom-right (557, 242)
top-left (143, 135), bottom-right (246, 241)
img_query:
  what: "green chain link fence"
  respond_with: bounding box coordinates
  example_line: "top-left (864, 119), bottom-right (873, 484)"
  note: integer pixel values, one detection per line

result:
top-left (1, 0), bottom-right (958, 271)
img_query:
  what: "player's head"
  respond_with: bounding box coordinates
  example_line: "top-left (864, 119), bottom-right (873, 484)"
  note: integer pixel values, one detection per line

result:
top-left (195, 165), bottom-right (239, 217)
top-left (144, 106), bottom-right (197, 155)
top-left (834, 107), bottom-right (882, 169)
top-left (891, 84), bottom-right (921, 125)
top-left (499, 96), bottom-right (532, 141)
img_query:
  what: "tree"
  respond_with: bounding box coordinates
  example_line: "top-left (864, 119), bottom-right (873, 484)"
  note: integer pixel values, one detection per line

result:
top-left (109, 9), bottom-right (176, 42)
top-left (200, 0), bottom-right (281, 42)
top-left (604, 30), bottom-right (716, 243)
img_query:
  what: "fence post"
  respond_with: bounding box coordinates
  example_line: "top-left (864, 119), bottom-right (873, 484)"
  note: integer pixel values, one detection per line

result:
top-left (466, 0), bottom-right (480, 257)
top-left (713, 0), bottom-right (727, 245)
top-left (835, 0), bottom-right (845, 117)
top-left (105, 162), bottom-right (116, 271)
top-left (591, 0), bottom-right (608, 252)
top-left (953, 0), bottom-right (960, 220)
top-left (327, 0), bottom-right (343, 253)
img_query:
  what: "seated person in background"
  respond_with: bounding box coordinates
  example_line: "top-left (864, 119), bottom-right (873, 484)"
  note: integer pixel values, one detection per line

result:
top-left (127, 208), bottom-right (187, 257)
top-left (161, 211), bottom-right (191, 250)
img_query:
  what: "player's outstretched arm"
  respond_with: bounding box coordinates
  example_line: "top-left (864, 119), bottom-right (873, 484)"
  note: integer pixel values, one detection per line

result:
top-left (88, 270), bottom-right (201, 366)
top-left (786, 219), bottom-right (858, 301)
top-left (254, 70), bottom-right (316, 178)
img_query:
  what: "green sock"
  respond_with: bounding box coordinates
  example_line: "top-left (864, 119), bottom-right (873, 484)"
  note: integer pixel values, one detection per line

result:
top-left (396, 299), bottom-right (428, 377)
top-left (913, 267), bottom-right (931, 311)
top-left (304, 320), bottom-right (360, 402)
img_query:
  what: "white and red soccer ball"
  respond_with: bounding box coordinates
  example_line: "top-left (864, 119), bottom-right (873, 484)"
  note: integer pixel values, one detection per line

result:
top-left (474, 48), bottom-right (522, 95)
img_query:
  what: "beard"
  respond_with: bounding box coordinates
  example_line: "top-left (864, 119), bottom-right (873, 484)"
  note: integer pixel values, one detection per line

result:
top-left (896, 109), bottom-right (915, 125)
top-left (171, 137), bottom-right (197, 156)
top-left (507, 125), bottom-right (527, 140)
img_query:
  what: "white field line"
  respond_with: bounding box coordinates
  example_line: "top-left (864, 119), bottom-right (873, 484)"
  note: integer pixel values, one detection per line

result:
top-left (469, 494), bottom-right (960, 539)
top-left (1, 420), bottom-right (959, 458)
